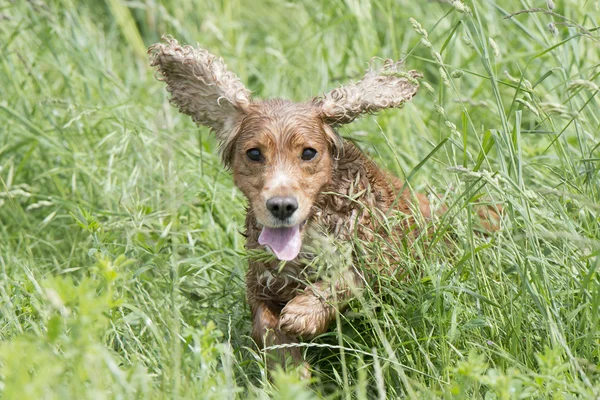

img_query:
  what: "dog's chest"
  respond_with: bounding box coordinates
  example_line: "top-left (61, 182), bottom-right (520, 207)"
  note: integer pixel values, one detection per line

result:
top-left (251, 216), bottom-right (354, 302)
top-left (253, 261), bottom-right (310, 303)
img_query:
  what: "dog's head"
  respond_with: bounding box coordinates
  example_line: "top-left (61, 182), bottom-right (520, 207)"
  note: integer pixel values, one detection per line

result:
top-left (150, 37), bottom-right (420, 261)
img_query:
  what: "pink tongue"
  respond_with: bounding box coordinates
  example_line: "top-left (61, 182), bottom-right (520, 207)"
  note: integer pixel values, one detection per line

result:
top-left (258, 225), bottom-right (302, 261)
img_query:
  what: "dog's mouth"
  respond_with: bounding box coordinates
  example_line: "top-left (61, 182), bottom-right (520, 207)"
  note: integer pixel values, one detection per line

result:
top-left (258, 221), bottom-right (307, 261)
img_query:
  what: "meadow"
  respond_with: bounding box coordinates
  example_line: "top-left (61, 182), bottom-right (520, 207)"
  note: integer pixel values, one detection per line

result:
top-left (0, 0), bottom-right (599, 398)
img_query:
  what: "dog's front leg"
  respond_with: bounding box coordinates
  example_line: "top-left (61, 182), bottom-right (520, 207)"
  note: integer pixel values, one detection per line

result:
top-left (251, 302), bottom-right (310, 378)
top-left (279, 268), bottom-right (362, 338)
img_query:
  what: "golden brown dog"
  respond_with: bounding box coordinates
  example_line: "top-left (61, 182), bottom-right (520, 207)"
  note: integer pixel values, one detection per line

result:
top-left (150, 37), bottom-right (462, 376)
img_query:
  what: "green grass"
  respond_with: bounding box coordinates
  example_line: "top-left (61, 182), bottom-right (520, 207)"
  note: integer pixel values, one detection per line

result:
top-left (1, 0), bottom-right (599, 398)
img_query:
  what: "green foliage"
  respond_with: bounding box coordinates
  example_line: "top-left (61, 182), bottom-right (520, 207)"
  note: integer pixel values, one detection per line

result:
top-left (0, 0), bottom-right (599, 398)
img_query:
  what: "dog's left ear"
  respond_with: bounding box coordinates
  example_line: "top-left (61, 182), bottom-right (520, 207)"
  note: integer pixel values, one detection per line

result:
top-left (314, 59), bottom-right (421, 126)
top-left (149, 37), bottom-right (251, 143)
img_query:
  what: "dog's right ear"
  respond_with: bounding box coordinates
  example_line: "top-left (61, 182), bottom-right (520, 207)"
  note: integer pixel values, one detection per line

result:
top-left (149, 37), bottom-right (251, 142)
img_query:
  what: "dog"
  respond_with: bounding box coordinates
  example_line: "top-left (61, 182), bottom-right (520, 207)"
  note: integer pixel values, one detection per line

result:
top-left (149, 37), bottom-right (494, 377)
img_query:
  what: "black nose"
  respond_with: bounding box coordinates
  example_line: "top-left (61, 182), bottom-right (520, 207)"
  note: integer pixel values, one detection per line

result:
top-left (266, 197), bottom-right (298, 220)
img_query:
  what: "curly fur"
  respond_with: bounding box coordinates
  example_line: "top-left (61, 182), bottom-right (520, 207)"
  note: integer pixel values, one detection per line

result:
top-left (148, 37), bottom-right (251, 142)
top-left (148, 37), bottom-right (499, 378)
top-left (315, 59), bottom-right (422, 125)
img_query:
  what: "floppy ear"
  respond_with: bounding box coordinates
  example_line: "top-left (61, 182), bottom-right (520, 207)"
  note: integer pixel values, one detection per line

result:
top-left (314, 59), bottom-right (421, 125)
top-left (148, 37), bottom-right (251, 142)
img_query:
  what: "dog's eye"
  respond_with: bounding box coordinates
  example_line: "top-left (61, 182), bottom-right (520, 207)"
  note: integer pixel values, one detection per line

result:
top-left (246, 148), bottom-right (262, 162)
top-left (301, 148), bottom-right (317, 161)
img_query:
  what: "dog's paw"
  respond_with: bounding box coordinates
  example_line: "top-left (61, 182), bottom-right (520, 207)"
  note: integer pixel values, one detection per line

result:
top-left (298, 361), bottom-right (312, 380)
top-left (279, 294), bottom-right (332, 338)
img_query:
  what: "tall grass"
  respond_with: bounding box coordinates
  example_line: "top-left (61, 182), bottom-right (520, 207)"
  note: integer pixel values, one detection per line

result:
top-left (0, 0), bottom-right (599, 398)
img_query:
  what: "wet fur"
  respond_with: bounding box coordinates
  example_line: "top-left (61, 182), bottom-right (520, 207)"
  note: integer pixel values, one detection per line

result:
top-left (149, 37), bottom-right (495, 377)
top-left (243, 141), bottom-right (433, 371)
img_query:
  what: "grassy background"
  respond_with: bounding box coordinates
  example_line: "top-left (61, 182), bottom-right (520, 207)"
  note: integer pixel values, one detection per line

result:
top-left (1, 0), bottom-right (599, 398)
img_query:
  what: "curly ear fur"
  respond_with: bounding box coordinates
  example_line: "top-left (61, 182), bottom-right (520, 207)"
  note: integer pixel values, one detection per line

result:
top-left (148, 37), bottom-right (251, 142)
top-left (314, 59), bottom-right (421, 125)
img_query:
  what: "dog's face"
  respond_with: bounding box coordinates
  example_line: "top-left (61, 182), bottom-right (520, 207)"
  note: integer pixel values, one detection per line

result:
top-left (150, 38), bottom-right (420, 260)
top-left (229, 101), bottom-right (336, 230)
top-left (226, 101), bottom-right (338, 260)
